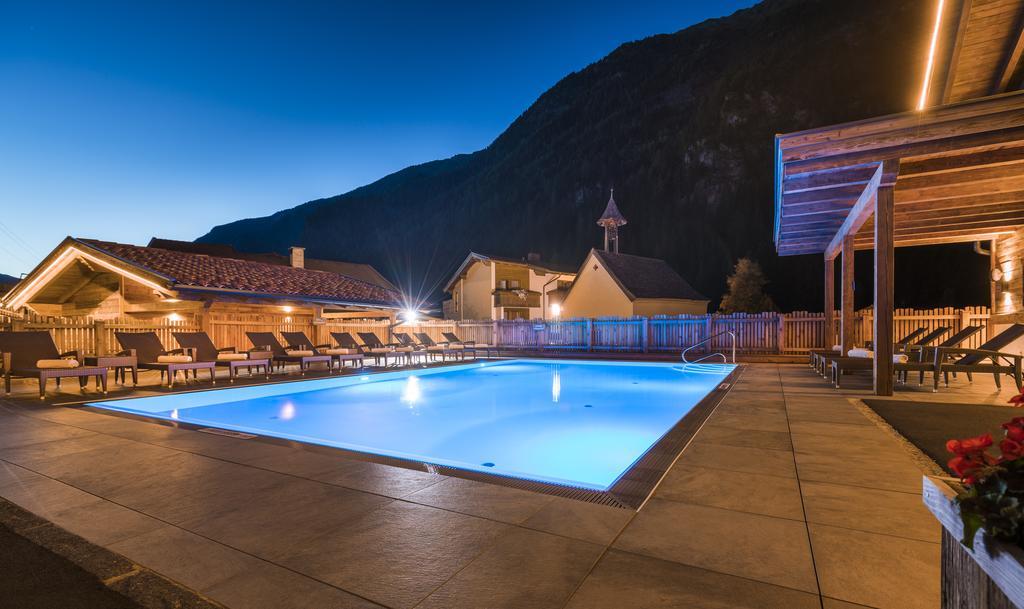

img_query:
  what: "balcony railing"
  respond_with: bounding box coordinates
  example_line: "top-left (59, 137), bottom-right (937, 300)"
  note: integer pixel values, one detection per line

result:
top-left (493, 289), bottom-right (540, 308)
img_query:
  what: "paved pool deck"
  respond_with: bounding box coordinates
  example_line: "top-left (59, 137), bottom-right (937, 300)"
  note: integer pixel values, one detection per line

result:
top-left (1, 362), bottom-right (1009, 609)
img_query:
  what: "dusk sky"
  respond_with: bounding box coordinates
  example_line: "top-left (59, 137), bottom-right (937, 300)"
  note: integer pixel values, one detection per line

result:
top-left (0, 0), bottom-right (756, 277)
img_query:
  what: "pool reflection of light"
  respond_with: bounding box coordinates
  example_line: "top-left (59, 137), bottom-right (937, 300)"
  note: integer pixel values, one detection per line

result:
top-left (401, 375), bottom-right (421, 406)
top-left (170, 409), bottom-right (179, 419)
top-left (279, 401), bottom-right (296, 420)
top-left (551, 369), bottom-right (561, 403)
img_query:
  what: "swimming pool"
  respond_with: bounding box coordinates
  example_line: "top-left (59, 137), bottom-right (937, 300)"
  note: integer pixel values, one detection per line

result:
top-left (88, 359), bottom-right (736, 492)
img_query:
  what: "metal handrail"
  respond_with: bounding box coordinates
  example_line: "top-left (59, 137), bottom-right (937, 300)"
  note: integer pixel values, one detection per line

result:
top-left (682, 331), bottom-right (736, 364)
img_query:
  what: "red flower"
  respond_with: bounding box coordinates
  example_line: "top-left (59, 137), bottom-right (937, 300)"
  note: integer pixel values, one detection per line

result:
top-left (1010, 393), bottom-right (1024, 406)
top-left (1000, 438), bottom-right (1024, 461)
top-left (947, 434), bottom-right (993, 456)
top-left (948, 455), bottom-right (986, 484)
top-left (1002, 418), bottom-right (1024, 442)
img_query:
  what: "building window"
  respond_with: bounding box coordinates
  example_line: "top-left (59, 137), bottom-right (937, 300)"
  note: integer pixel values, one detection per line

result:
top-left (508, 279), bottom-right (520, 289)
top-left (497, 280), bottom-right (507, 289)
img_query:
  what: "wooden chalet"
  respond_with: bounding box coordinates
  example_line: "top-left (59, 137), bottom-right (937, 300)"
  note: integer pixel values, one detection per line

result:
top-left (774, 0), bottom-right (1024, 395)
top-left (1, 237), bottom-right (404, 324)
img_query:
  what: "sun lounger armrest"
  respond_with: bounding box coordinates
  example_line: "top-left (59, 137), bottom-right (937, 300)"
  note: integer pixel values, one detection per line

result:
top-left (115, 349), bottom-right (136, 358)
top-left (1, 352), bottom-right (10, 374)
top-left (164, 348), bottom-right (186, 356)
top-left (217, 346), bottom-right (238, 353)
top-left (252, 345), bottom-right (272, 352)
top-left (936, 347), bottom-right (1023, 365)
top-left (59, 349), bottom-right (80, 360)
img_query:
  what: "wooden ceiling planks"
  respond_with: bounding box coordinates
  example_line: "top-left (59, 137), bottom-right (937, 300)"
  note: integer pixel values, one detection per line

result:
top-left (775, 90), bottom-right (1024, 257)
top-left (931, 0), bottom-right (1024, 103)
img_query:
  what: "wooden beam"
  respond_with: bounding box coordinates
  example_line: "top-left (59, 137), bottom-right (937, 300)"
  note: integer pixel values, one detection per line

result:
top-left (841, 235), bottom-right (855, 355)
top-left (993, 8), bottom-right (1024, 94)
top-left (824, 255), bottom-right (835, 349)
top-left (873, 161), bottom-right (898, 396)
top-left (824, 164), bottom-right (884, 260)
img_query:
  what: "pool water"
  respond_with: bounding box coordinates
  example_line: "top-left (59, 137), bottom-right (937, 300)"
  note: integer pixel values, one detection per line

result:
top-left (89, 359), bottom-right (735, 490)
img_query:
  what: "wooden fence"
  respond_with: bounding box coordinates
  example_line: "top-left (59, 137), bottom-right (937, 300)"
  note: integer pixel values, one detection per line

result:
top-left (0, 306), bottom-right (994, 356)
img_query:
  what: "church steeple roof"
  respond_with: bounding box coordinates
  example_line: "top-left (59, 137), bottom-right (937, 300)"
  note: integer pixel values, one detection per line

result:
top-left (597, 189), bottom-right (627, 227)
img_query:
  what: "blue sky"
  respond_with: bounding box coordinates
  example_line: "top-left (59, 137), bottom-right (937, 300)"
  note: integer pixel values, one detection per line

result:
top-left (0, 0), bottom-right (756, 277)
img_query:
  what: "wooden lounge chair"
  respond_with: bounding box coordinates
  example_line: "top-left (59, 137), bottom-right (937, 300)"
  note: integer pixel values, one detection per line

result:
top-left (356, 332), bottom-right (401, 366)
top-left (115, 331), bottom-right (216, 388)
top-left (817, 327), bottom-right (929, 376)
top-left (0, 331), bottom-right (108, 399)
top-left (414, 332), bottom-right (458, 361)
top-left (246, 332), bottom-right (332, 374)
top-left (393, 333), bottom-right (430, 364)
top-left (892, 326), bottom-right (983, 385)
top-left (281, 331), bottom-right (364, 370)
top-left (932, 323), bottom-right (1024, 391)
top-left (442, 331), bottom-right (496, 358)
top-left (828, 327), bottom-right (951, 387)
top-left (172, 332), bottom-right (271, 382)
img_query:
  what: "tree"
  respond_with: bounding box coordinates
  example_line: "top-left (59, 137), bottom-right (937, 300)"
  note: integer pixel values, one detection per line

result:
top-left (719, 258), bottom-right (776, 313)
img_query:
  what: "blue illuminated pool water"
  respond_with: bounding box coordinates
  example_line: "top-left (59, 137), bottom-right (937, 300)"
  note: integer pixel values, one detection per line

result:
top-left (88, 359), bottom-right (735, 490)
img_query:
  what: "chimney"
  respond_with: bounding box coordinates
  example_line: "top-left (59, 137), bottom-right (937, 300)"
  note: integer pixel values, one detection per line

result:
top-left (289, 246), bottom-right (305, 269)
top-left (526, 252), bottom-right (542, 264)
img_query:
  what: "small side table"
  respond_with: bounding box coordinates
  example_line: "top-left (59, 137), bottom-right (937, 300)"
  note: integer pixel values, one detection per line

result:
top-left (84, 354), bottom-right (138, 387)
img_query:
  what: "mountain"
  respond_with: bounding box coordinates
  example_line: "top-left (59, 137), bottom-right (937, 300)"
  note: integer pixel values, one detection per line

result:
top-left (199, 0), bottom-right (989, 311)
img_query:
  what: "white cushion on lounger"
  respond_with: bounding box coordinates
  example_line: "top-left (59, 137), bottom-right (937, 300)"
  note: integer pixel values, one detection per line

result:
top-left (395, 346), bottom-right (416, 352)
top-left (426, 346), bottom-right (446, 351)
top-left (894, 354), bottom-right (909, 364)
top-left (36, 359), bottom-right (79, 369)
top-left (157, 355), bottom-right (192, 363)
top-left (285, 350), bottom-right (314, 357)
top-left (325, 348), bottom-right (360, 355)
top-left (847, 348), bottom-right (873, 359)
top-left (217, 353), bottom-right (248, 361)
top-left (369, 347), bottom-right (393, 354)
top-left (448, 344), bottom-right (465, 349)
top-left (832, 345), bottom-right (842, 351)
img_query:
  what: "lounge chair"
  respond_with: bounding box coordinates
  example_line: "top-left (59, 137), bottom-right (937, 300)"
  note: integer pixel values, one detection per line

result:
top-left (172, 332), bottom-right (271, 382)
top-left (897, 326), bottom-right (983, 384)
top-left (828, 327), bottom-right (951, 387)
top-left (932, 323), bottom-right (1024, 391)
top-left (817, 327), bottom-right (929, 376)
top-left (115, 331), bottom-right (216, 388)
top-left (356, 332), bottom-right (401, 366)
top-left (0, 331), bottom-right (108, 399)
top-left (442, 331), bottom-right (496, 358)
top-left (245, 332), bottom-right (332, 374)
top-left (414, 333), bottom-right (458, 361)
top-left (281, 331), bottom-right (364, 370)
top-left (393, 333), bottom-right (430, 364)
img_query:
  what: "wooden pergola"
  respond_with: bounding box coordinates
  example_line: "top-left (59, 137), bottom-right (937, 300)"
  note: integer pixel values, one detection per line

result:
top-left (774, 90), bottom-right (1024, 395)
top-left (774, 0), bottom-right (1024, 396)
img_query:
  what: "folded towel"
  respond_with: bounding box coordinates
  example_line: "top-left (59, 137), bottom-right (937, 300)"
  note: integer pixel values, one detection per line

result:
top-left (157, 355), bottom-right (192, 363)
top-left (325, 348), bottom-right (360, 355)
top-left (847, 348), bottom-right (873, 359)
top-left (894, 354), bottom-right (909, 364)
top-left (36, 359), bottom-right (79, 369)
top-left (285, 350), bottom-right (315, 357)
top-left (832, 345), bottom-right (842, 351)
top-left (217, 353), bottom-right (248, 361)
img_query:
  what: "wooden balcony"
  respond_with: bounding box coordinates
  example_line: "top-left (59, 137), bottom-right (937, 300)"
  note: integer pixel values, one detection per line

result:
top-left (493, 289), bottom-right (540, 308)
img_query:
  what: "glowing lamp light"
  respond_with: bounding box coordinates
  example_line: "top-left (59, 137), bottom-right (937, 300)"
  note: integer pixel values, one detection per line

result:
top-left (166, 313), bottom-right (182, 321)
top-left (550, 303), bottom-right (562, 319)
top-left (401, 309), bottom-right (418, 323)
top-left (282, 305), bottom-right (294, 313)
top-left (917, 0), bottom-right (945, 111)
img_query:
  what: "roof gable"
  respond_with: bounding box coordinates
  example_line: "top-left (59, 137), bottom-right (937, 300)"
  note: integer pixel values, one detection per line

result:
top-left (589, 249), bottom-right (707, 301)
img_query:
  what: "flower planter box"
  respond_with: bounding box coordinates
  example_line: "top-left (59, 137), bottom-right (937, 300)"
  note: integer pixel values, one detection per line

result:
top-left (923, 476), bottom-right (1024, 609)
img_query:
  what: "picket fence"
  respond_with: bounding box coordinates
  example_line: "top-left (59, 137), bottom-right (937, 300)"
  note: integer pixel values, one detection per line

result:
top-left (0, 306), bottom-right (992, 357)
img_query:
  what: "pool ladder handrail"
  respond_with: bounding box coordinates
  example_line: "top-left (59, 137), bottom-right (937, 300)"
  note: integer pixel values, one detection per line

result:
top-left (682, 331), bottom-right (736, 364)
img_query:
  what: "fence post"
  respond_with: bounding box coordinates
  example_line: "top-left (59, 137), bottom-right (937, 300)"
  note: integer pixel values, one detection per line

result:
top-left (94, 320), bottom-right (107, 356)
top-left (776, 314), bottom-right (785, 354)
top-left (705, 315), bottom-right (713, 351)
top-left (641, 317), bottom-right (649, 353)
top-left (586, 319), bottom-right (593, 352)
top-left (492, 321), bottom-right (499, 348)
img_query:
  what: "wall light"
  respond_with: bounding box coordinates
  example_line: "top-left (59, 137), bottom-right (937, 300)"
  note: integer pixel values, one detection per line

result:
top-left (401, 309), bottom-right (418, 323)
top-left (282, 305), bottom-right (294, 313)
top-left (550, 303), bottom-right (562, 319)
top-left (166, 313), bottom-right (182, 321)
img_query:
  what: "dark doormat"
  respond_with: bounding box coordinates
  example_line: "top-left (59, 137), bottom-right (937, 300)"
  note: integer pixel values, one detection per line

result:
top-left (862, 399), bottom-right (1022, 475)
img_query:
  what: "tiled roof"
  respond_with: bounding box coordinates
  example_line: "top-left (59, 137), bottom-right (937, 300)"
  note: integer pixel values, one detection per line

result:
top-left (592, 249), bottom-right (707, 301)
top-left (78, 238), bottom-right (402, 308)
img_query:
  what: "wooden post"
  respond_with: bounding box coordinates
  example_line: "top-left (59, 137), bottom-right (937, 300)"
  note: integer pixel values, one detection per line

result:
top-left (777, 313), bottom-right (785, 354)
top-left (94, 320), bottom-right (107, 356)
top-left (824, 255), bottom-right (835, 348)
top-left (841, 236), bottom-right (855, 354)
top-left (874, 163), bottom-right (898, 396)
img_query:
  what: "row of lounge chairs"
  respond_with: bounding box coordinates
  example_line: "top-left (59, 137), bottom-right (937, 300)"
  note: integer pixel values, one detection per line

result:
top-left (809, 323), bottom-right (1024, 391)
top-left (0, 329), bottom-right (496, 399)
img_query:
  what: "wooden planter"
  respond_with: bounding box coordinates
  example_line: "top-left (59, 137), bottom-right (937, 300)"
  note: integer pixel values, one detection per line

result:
top-left (923, 476), bottom-right (1024, 609)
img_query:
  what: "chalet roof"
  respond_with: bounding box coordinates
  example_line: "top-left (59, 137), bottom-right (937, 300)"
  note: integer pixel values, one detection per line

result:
top-left (147, 238), bottom-right (398, 292)
top-left (590, 249), bottom-right (706, 301)
top-left (442, 251), bottom-right (576, 293)
top-left (78, 238), bottom-right (402, 308)
top-left (597, 190), bottom-right (627, 227)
